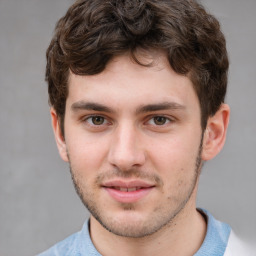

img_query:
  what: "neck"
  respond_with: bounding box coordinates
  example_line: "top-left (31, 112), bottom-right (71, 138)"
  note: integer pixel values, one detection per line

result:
top-left (90, 198), bottom-right (206, 256)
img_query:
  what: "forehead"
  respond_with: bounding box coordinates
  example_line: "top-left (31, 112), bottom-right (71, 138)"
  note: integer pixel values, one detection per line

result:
top-left (66, 52), bottom-right (199, 112)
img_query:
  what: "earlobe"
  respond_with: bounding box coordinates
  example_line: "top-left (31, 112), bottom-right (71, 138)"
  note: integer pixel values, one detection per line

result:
top-left (201, 104), bottom-right (230, 161)
top-left (50, 108), bottom-right (69, 162)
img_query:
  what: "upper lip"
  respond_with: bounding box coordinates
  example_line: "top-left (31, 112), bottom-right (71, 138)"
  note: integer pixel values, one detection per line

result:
top-left (101, 180), bottom-right (155, 189)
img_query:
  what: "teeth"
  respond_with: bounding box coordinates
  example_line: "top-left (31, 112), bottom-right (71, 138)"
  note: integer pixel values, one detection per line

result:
top-left (115, 187), bottom-right (140, 192)
top-left (127, 187), bottom-right (137, 192)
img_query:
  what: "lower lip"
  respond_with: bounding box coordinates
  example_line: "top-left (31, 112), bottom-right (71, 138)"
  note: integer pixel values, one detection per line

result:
top-left (104, 187), bottom-right (154, 203)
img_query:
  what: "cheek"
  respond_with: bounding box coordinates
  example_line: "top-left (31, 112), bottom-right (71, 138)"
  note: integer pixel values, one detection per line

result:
top-left (146, 135), bottom-right (201, 183)
top-left (148, 136), bottom-right (200, 166)
top-left (66, 133), bottom-right (109, 173)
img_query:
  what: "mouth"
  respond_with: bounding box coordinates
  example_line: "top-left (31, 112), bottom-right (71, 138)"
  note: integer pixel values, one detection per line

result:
top-left (102, 180), bottom-right (155, 203)
top-left (110, 186), bottom-right (147, 192)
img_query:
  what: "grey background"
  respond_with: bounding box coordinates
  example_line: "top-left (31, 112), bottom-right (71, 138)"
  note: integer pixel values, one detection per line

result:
top-left (0, 0), bottom-right (255, 255)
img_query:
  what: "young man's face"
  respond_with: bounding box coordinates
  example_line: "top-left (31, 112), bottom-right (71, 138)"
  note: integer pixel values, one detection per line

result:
top-left (52, 53), bottom-right (213, 238)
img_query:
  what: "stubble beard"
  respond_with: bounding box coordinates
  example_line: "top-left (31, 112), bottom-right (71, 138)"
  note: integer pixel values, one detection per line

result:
top-left (69, 142), bottom-right (203, 238)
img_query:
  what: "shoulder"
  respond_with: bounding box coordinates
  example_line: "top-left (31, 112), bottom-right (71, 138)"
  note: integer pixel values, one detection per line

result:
top-left (37, 231), bottom-right (80, 256)
top-left (224, 231), bottom-right (255, 256)
top-left (195, 209), bottom-right (255, 256)
top-left (37, 219), bottom-right (101, 256)
top-left (195, 209), bottom-right (231, 256)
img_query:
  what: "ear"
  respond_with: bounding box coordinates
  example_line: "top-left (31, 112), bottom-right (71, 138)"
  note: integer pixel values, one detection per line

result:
top-left (201, 104), bottom-right (230, 161)
top-left (50, 108), bottom-right (69, 162)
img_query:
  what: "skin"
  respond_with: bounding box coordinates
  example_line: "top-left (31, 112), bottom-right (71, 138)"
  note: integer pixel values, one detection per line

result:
top-left (51, 52), bottom-right (230, 256)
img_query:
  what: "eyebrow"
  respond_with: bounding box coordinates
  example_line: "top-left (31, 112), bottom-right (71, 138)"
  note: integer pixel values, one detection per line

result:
top-left (71, 101), bottom-right (185, 114)
top-left (136, 102), bottom-right (186, 114)
top-left (71, 101), bottom-right (113, 113)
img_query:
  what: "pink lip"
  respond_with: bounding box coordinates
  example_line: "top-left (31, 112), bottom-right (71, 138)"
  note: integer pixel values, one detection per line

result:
top-left (102, 180), bottom-right (155, 203)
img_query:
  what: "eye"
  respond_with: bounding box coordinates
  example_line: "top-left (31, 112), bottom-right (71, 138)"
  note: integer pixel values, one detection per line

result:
top-left (86, 116), bottom-right (107, 125)
top-left (153, 116), bottom-right (168, 125)
top-left (148, 116), bottom-right (170, 126)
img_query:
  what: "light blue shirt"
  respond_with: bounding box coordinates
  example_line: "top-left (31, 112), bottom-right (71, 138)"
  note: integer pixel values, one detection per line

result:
top-left (38, 209), bottom-right (231, 256)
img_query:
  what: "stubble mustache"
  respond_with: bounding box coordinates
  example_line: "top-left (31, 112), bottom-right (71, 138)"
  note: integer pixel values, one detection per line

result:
top-left (95, 167), bottom-right (164, 187)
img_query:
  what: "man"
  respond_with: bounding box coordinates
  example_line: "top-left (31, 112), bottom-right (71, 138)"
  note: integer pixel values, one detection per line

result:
top-left (39, 0), bottom-right (253, 255)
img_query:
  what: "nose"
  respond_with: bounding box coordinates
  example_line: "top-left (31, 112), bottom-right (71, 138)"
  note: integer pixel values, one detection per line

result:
top-left (107, 123), bottom-right (146, 171)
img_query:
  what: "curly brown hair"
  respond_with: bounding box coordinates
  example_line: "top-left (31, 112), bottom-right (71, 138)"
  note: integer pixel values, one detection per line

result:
top-left (46, 0), bottom-right (228, 133)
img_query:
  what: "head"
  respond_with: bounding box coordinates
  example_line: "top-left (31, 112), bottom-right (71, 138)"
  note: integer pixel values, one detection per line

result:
top-left (46, 0), bottom-right (229, 136)
top-left (47, 0), bottom-right (230, 238)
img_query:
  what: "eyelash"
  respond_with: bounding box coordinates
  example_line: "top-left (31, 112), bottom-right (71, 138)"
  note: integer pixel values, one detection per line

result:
top-left (83, 115), bottom-right (111, 126)
top-left (82, 115), bottom-right (174, 128)
top-left (146, 116), bottom-right (172, 126)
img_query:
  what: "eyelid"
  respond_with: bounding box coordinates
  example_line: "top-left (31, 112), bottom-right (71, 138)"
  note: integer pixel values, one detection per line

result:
top-left (82, 114), bottom-right (112, 126)
top-left (145, 115), bottom-right (175, 126)
top-left (80, 114), bottom-right (176, 128)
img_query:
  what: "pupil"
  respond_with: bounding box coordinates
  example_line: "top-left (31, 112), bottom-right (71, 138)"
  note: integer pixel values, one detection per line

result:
top-left (92, 116), bottom-right (104, 125)
top-left (154, 116), bottom-right (166, 125)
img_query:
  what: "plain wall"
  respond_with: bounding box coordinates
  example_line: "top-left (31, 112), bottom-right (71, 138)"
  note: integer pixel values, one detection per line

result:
top-left (0, 1), bottom-right (255, 255)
